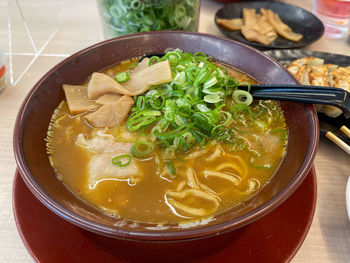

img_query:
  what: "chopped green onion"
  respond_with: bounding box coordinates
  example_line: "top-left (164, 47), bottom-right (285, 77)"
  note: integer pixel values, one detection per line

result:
top-left (166, 161), bottom-right (176, 175)
top-left (155, 124), bottom-right (192, 140)
top-left (192, 113), bottom-right (212, 133)
top-left (229, 103), bottom-right (255, 122)
top-left (174, 114), bottom-right (186, 126)
top-left (270, 128), bottom-right (287, 141)
top-left (203, 76), bottom-right (217, 88)
top-left (149, 56), bottom-right (160, 65)
top-left (114, 72), bottom-right (130, 83)
top-left (183, 132), bottom-right (195, 145)
top-left (162, 51), bottom-right (182, 64)
top-left (212, 111), bottom-right (232, 134)
top-left (148, 93), bottom-right (165, 110)
top-left (131, 140), bottom-right (155, 158)
top-left (101, 0), bottom-right (199, 37)
top-left (239, 82), bottom-right (251, 92)
top-left (197, 103), bottom-right (210, 112)
top-left (123, 50), bottom-right (257, 161)
top-left (131, 0), bottom-right (142, 10)
top-left (204, 94), bottom-right (222, 104)
top-left (127, 110), bottom-right (159, 131)
top-left (250, 157), bottom-right (271, 169)
top-left (229, 138), bottom-right (247, 152)
top-left (173, 71), bottom-right (187, 85)
top-left (112, 154), bottom-right (132, 167)
top-left (173, 136), bottom-right (185, 150)
top-left (176, 98), bottom-right (192, 115)
top-left (232, 90), bottom-right (253, 105)
top-left (163, 145), bottom-right (176, 159)
top-left (136, 96), bottom-right (146, 111)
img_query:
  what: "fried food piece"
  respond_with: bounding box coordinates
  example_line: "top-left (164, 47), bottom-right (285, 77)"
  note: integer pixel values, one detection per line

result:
top-left (328, 67), bottom-right (350, 115)
top-left (287, 57), bottom-right (350, 117)
top-left (287, 57), bottom-right (324, 85)
top-left (309, 64), bottom-right (341, 117)
top-left (263, 8), bottom-right (303, 42)
top-left (217, 18), bottom-right (243, 30)
top-left (331, 67), bottom-right (350, 90)
top-left (309, 64), bottom-right (337, 86)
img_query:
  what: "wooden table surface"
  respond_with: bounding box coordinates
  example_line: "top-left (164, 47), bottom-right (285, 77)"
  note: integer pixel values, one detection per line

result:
top-left (0, 0), bottom-right (349, 262)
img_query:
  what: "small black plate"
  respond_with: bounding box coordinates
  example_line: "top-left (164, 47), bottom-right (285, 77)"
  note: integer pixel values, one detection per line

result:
top-left (264, 49), bottom-right (350, 144)
top-left (215, 1), bottom-right (324, 49)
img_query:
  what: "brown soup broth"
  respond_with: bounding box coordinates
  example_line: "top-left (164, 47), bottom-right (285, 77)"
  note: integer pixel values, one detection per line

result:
top-left (47, 60), bottom-right (287, 224)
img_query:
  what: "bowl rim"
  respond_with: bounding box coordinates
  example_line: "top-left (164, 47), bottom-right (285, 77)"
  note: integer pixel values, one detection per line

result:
top-left (13, 31), bottom-right (319, 242)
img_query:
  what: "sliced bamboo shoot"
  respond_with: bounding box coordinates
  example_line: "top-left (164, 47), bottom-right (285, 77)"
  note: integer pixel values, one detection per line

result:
top-left (95, 94), bottom-right (121, 105)
top-left (132, 57), bottom-right (150, 74)
top-left (243, 8), bottom-right (259, 26)
top-left (84, 95), bottom-right (134, 127)
top-left (63, 84), bottom-right (89, 115)
top-left (123, 60), bottom-right (172, 96)
top-left (88, 72), bottom-right (132, 99)
top-left (265, 9), bottom-right (303, 42)
top-left (216, 18), bottom-right (243, 30)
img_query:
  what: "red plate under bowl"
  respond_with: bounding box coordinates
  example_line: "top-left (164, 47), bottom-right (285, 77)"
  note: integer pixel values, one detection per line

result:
top-left (13, 168), bottom-right (317, 262)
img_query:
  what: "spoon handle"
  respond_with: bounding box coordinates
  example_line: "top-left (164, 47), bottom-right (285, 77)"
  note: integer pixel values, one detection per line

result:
top-left (247, 84), bottom-right (350, 118)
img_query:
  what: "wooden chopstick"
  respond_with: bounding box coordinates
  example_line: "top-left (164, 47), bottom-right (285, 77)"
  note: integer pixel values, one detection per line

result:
top-left (340, 125), bottom-right (350, 138)
top-left (326, 130), bottom-right (350, 155)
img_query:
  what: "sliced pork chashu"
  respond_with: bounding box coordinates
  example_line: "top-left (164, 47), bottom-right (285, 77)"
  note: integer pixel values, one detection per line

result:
top-left (75, 130), bottom-right (132, 153)
top-left (75, 130), bottom-right (138, 189)
top-left (89, 152), bottom-right (138, 189)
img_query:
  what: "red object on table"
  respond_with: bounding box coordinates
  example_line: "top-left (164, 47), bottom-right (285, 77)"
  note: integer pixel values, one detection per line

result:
top-left (0, 65), bottom-right (5, 78)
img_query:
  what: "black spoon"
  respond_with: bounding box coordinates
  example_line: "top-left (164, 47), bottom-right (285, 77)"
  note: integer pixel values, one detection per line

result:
top-left (139, 54), bottom-right (350, 118)
top-left (242, 84), bottom-right (350, 118)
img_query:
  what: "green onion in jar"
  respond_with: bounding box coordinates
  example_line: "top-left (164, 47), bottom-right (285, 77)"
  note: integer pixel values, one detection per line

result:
top-left (98, 0), bottom-right (200, 37)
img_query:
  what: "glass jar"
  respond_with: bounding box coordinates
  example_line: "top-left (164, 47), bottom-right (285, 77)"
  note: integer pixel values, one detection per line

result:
top-left (97, 0), bottom-right (201, 39)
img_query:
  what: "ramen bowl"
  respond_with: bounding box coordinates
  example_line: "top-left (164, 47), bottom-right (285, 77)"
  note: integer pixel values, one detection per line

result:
top-left (13, 31), bottom-right (318, 242)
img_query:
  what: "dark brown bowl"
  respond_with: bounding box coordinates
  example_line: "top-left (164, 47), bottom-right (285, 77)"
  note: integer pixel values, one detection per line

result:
top-left (13, 31), bottom-right (319, 242)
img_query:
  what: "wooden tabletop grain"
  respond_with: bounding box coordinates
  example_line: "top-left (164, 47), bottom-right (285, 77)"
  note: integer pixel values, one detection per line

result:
top-left (0, 0), bottom-right (349, 262)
